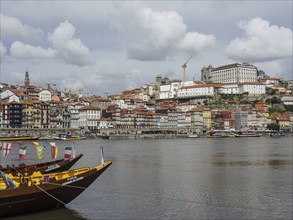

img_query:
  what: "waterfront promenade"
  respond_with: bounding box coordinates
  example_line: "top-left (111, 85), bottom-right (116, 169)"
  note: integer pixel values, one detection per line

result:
top-left (1, 127), bottom-right (289, 140)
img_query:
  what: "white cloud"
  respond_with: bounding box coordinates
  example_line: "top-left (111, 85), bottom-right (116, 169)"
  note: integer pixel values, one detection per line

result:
top-left (0, 14), bottom-right (44, 40)
top-left (255, 58), bottom-right (292, 79)
top-left (48, 20), bottom-right (94, 66)
top-left (139, 8), bottom-right (186, 50)
top-left (0, 42), bottom-right (7, 59)
top-left (114, 3), bottom-right (216, 61)
top-left (225, 17), bottom-right (293, 62)
top-left (177, 32), bottom-right (216, 54)
top-left (10, 41), bottom-right (56, 59)
top-left (6, 19), bottom-right (93, 66)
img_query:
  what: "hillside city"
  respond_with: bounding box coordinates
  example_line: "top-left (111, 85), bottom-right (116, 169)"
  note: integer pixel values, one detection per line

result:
top-left (1, 62), bottom-right (293, 138)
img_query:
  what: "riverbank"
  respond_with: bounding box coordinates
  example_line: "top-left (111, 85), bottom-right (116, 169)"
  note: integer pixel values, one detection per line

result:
top-left (1, 128), bottom-right (291, 140)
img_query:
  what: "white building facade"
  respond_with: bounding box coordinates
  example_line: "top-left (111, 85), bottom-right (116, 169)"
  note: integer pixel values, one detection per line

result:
top-left (219, 83), bottom-right (240, 94)
top-left (159, 81), bottom-right (200, 100)
top-left (177, 85), bottom-right (216, 98)
top-left (211, 63), bottom-right (258, 84)
top-left (39, 90), bottom-right (52, 101)
top-left (239, 82), bottom-right (266, 95)
top-left (79, 106), bottom-right (101, 130)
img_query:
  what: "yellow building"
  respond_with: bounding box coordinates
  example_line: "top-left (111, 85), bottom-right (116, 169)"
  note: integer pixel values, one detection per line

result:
top-left (203, 107), bottom-right (212, 129)
top-left (272, 86), bottom-right (286, 93)
top-left (188, 106), bottom-right (211, 132)
top-left (21, 100), bottom-right (34, 128)
top-left (276, 113), bottom-right (291, 130)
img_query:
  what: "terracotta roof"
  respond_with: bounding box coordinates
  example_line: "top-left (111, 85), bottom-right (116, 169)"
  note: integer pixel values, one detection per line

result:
top-left (212, 63), bottom-right (256, 72)
top-left (187, 106), bottom-right (210, 112)
top-left (181, 84), bottom-right (222, 89)
top-left (239, 82), bottom-right (264, 85)
top-left (193, 81), bottom-right (205, 85)
top-left (80, 106), bottom-right (100, 110)
top-left (14, 91), bottom-right (28, 97)
top-left (260, 77), bottom-right (279, 80)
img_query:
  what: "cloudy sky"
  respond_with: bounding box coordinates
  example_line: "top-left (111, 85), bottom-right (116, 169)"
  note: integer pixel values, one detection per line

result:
top-left (1, 1), bottom-right (292, 96)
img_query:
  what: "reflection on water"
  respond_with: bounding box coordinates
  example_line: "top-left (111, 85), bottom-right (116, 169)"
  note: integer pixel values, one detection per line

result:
top-left (213, 159), bottom-right (292, 167)
top-left (5, 207), bottom-right (85, 220)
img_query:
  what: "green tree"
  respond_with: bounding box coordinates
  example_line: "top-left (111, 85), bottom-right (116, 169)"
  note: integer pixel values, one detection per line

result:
top-left (267, 123), bottom-right (280, 131)
top-left (270, 89), bottom-right (276, 95)
top-left (268, 106), bottom-right (286, 114)
top-left (271, 96), bottom-right (281, 106)
top-left (265, 98), bottom-right (272, 105)
top-left (243, 92), bottom-right (249, 96)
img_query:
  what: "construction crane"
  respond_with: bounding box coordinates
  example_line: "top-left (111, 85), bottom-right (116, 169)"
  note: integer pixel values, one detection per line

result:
top-left (182, 56), bottom-right (192, 82)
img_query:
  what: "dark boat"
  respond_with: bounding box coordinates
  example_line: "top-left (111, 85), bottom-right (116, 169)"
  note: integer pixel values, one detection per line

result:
top-left (234, 132), bottom-right (262, 137)
top-left (0, 154), bottom-right (83, 175)
top-left (0, 135), bottom-right (40, 141)
top-left (96, 134), bottom-right (110, 139)
top-left (206, 132), bottom-right (234, 138)
top-left (0, 160), bottom-right (112, 217)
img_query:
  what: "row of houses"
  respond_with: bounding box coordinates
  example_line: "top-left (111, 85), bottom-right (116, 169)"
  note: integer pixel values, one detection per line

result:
top-left (1, 97), bottom-right (292, 133)
top-left (104, 105), bottom-right (293, 132)
top-left (0, 100), bottom-right (101, 130)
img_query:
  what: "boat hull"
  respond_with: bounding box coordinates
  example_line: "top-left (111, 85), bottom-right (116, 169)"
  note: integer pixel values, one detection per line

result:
top-left (1, 154), bottom-right (83, 175)
top-left (0, 136), bottom-right (40, 141)
top-left (235, 134), bottom-right (262, 137)
top-left (0, 161), bottom-right (112, 217)
top-left (54, 137), bottom-right (86, 141)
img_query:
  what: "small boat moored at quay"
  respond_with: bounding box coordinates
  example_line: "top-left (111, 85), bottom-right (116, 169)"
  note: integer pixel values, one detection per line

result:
top-left (269, 132), bottom-right (283, 138)
top-left (206, 131), bottom-right (235, 138)
top-left (234, 132), bottom-right (262, 137)
top-left (54, 133), bottom-right (86, 141)
top-left (188, 132), bottom-right (199, 138)
top-left (0, 135), bottom-right (40, 141)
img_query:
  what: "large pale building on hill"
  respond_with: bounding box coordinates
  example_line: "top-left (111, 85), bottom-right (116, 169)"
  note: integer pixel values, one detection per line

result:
top-left (202, 63), bottom-right (258, 84)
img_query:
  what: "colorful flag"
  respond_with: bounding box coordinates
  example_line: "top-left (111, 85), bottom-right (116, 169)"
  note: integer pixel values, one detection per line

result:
top-left (3, 142), bottom-right (13, 156)
top-left (18, 141), bottom-right (26, 159)
top-left (64, 146), bottom-right (73, 159)
top-left (36, 145), bottom-right (43, 159)
top-left (19, 145), bottom-right (27, 159)
top-left (50, 142), bottom-right (58, 159)
top-left (31, 141), bottom-right (40, 146)
top-left (40, 142), bottom-right (47, 150)
top-left (31, 141), bottom-right (43, 159)
top-left (17, 141), bottom-right (25, 146)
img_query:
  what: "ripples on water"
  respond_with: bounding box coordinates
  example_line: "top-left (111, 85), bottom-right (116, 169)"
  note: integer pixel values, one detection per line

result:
top-left (2, 137), bottom-right (293, 220)
top-left (212, 159), bottom-right (292, 167)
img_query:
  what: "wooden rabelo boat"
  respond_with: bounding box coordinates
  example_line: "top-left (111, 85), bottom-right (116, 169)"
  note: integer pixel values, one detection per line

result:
top-left (0, 154), bottom-right (83, 175)
top-left (0, 160), bottom-right (112, 217)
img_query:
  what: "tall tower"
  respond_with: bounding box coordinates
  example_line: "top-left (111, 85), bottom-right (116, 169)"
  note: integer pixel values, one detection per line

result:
top-left (24, 70), bottom-right (30, 87)
top-left (201, 65), bottom-right (213, 83)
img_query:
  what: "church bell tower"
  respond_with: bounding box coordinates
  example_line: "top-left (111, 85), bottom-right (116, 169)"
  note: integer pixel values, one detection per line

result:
top-left (24, 70), bottom-right (30, 87)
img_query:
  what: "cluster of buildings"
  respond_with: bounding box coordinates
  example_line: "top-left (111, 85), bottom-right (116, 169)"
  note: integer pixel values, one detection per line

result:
top-left (0, 62), bottom-right (292, 135)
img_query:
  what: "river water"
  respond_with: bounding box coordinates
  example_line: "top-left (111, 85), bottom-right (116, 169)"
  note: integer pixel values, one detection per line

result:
top-left (3, 136), bottom-right (293, 220)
